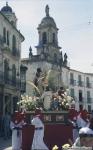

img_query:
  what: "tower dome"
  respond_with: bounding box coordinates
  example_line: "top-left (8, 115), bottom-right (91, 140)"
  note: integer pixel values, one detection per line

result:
top-left (38, 5), bottom-right (57, 29)
top-left (1, 2), bottom-right (17, 27)
top-left (40, 16), bottom-right (57, 28)
top-left (1, 2), bottom-right (12, 13)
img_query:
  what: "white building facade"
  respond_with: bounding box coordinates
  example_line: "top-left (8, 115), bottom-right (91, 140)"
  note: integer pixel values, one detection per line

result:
top-left (0, 3), bottom-right (24, 114)
top-left (69, 69), bottom-right (93, 112)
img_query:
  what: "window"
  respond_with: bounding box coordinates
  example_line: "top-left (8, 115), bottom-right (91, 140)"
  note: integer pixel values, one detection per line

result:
top-left (53, 33), bottom-right (55, 43)
top-left (4, 59), bottom-right (9, 83)
top-left (87, 91), bottom-right (91, 103)
top-left (79, 90), bottom-right (83, 102)
top-left (70, 73), bottom-right (75, 85)
top-left (3, 27), bottom-right (6, 43)
top-left (88, 105), bottom-right (91, 112)
top-left (78, 75), bottom-right (83, 86)
top-left (42, 32), bottom-right (47, 44)
top-left (12, 35), bottom-right (16, 55)
top-left (20, 73), bottom-right (26, 80)
top-left (86, 77), bottom-right (90, 88)
top-left (70, 73), bottom-right (74, 79)
top-left (12, 64), bottom-right (16, 85)
top-left (78, 75), bottom-right (81, 81)
top-left (7, 31), bottom-right (9, 46)
top-left (70, 88), bottom-right (74, 98)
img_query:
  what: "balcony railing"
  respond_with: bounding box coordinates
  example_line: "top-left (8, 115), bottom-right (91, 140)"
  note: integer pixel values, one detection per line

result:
top-left (70, 79), bottom-right (76, 86)
top-left (79, 97), bottom-right (84, 103)
top-left (0, 71), bottom-right (20, 90)
top-left (12, 48), bottom-right (20, 57)
top-left (87, 98), bottom-right (92, 103)
top-left (20, 82), bottom-right (26, 93)
top-left (78, 81), bottom-right (84, 87)
top-left (86, 82), bottom-right (92, 88)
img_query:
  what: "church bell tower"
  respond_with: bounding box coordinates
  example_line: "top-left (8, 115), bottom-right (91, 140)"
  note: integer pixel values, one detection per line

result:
top-left (36, 5), bottom-right (61, 64)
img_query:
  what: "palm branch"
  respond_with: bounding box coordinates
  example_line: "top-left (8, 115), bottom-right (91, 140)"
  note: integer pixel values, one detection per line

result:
top-left (27, 80), bottom-right (41, 95)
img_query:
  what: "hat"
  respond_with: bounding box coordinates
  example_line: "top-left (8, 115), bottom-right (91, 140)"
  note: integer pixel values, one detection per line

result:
top-left (79, 127), bottom-right (93, 137)
top-left (12, 111), bottom-right (24, 124)
top-left (68, 109), bottom-right (78, 120)
top-left (34, 108), bottom-right (43, 121)
top-left (79, 109), bottom-right (88, 121)
top-left (35, 108), bottom-right (42, 115)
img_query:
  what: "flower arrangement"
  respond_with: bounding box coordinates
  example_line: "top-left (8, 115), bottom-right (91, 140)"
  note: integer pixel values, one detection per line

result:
top-left (17, 95), bottom-right (43, 111)
top-left (50, 89), bottom-right (74, 111)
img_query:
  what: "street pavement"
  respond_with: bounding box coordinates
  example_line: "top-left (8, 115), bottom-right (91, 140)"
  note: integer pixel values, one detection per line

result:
top-left (0, 137), bottom-right (12, 150)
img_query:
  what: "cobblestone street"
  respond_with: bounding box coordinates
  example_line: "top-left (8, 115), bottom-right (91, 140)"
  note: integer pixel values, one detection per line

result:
top-left (0, 137), bottom-right (12, 150)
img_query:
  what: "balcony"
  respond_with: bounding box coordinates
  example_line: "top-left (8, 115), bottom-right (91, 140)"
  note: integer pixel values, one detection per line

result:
top-left (78, 81), bottom-right (84, 87)
top-left (12, 48), bottom-right (20, 57)
top-left (87, 97), bottom-right (92, 103)
top-left (79, 97), bottom-right (84, 103)
top-left (86, 82), bottom-right (92, 88)
top-left (70, 79), bottom-right (76, 86)
top-left (0, 71), bottom-right (20, 90)
top-left (20, 82), bottom-right (26, 93)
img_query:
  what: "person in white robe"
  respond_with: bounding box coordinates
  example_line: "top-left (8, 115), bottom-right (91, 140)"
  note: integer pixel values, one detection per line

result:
top-left (76, 113), bottom-right (88, 129)
top-left (69, 116), bottom-right (79, 143)
top-left (10, 112), bottom-right (25, 150)
top-left (31, 108), bottom-right (49, 150)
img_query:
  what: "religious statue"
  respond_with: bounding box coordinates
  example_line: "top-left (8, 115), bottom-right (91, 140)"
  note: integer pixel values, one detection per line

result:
top-left (59, 51), bottom-right (63, 67)
top-left (45, 5), bottom-right (49, 17)
top-left (63, 53), bottom-right (68, 67)
top-left (33, 68), bottom-right (45, 95)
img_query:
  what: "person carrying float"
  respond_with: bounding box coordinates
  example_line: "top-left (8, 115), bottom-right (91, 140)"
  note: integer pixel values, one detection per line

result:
top-left (10, 111), bottom-right (26, 150)
top-left (68, 101), bottom-right (79, 143)
top-left (31, 108), bottom-right (49, 150)
top-left (76, 109), bottom-right (89, 130)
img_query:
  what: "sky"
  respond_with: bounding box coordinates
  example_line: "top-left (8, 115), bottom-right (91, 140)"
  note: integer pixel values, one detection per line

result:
top-left (0, 0), bottom-right (93, 73)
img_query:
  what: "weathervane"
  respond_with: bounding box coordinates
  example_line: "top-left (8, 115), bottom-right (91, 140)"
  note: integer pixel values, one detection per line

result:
top-left (45, 5), bottom-right (49, 17)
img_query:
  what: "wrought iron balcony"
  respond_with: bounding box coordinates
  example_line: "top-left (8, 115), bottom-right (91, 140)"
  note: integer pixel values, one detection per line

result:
top-left (78, 81), bottom-right (84, 87)
top-left (12, 48), bottom-right (20, 57)
top-left (0, 71), bottom-right (20, 90)
top-left (87, 98), bottom-right (92, 103)
top-left (79, 97), bottom-right (84, 103)
top-left (86, 82), bottom-right (92, 88)
top-left (70, 79), bottom-right (76, 86)
top-left (20, 82), bottom-right (26, 93)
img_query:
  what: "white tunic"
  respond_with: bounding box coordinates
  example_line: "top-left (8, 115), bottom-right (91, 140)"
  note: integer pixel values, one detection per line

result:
top-left (31, 116), bottom-right (49, 150)
top-left (76, 115), bottom-right (88, 129)
top-left (10, 121), bottom-right (24, 150)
